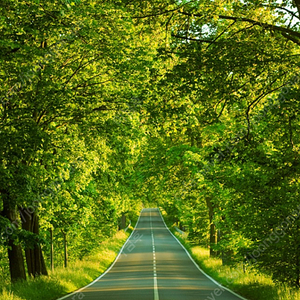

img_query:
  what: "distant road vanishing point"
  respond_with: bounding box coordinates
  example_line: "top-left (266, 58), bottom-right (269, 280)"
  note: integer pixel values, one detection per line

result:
top-left (57, 208), bottom-right (247, 300)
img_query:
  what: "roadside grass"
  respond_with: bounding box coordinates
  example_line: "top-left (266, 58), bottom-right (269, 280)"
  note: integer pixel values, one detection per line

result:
top-left (173, 230), bottom-right (300, 300)
top-left (0, 230), bottom-right (130, 300)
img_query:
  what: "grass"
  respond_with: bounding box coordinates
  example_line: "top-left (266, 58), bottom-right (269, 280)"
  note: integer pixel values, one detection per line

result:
top-left (0, 230), bottom-right (130, 300)
top-left (3, 211), bottom-right (300, 300)
top-left (172, 230), bottom-right (300, 300)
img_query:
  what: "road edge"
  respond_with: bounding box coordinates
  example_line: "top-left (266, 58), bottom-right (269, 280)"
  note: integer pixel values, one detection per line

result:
top-left (56, 209), bottom-right (144, 300)
top-left (157, 208), bottom-right (249, 300)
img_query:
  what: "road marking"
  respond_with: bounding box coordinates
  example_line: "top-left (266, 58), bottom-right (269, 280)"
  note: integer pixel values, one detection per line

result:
top-left (56, 209), bottom-right (145, 300)
top-left (150, 210), bottom-right (159, 300)
top-left (157, 209), bottom-right (248, 300)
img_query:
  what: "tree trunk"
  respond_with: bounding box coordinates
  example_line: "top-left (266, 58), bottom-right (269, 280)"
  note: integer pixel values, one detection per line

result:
top-left (62, 231), bottom-right (68, 268)
top-left (50, 228), bottom-right (54, 271)
top-left (1, 191), bottom-right (27, 282)
top-left (121, 214), bottom-right (126, 229)
top-left (296, 253), bottom-right (300, 287)
top-left (7, 237), bottom-right (27, 282)
top-left (20, 208), bottom-right (48, 276)
top-left (209, 221), bottom-right (218, 257)
top-left (118, 213), bottom-right (126, 230)
top-left (296, 233), bottom-right (300, 287)
top-left (205, 197), bottom-right (218, 257)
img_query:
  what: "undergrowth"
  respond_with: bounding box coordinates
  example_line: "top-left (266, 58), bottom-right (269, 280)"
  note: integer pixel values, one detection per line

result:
top-left (0, 230), bottom-right (130, 300)
top-left (172, 229), bottom-right (300, 300)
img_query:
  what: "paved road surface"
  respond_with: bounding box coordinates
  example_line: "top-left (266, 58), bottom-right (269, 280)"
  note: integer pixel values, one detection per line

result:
top-left (59, 208), bottom-right (246, 300)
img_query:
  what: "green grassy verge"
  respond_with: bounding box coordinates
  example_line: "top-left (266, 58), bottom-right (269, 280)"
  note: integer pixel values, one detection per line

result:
top-left (172, 230), bottom-right (300, 300)
top-left (0, 230), bottom-right (131, 300)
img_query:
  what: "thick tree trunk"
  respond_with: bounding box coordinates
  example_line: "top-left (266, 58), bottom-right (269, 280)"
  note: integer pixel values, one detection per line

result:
top-left (20, 208), bottom-right (48, 276)
top-left (7, 235), bottom-right (27, 282)
top-left (1, 191), bottom-right (26, 282)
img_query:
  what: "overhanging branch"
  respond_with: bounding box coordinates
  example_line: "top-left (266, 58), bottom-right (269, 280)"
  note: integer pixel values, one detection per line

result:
top-left (294, 0), bottom-right (300, 18)
top-left (180, 11), bottom-right (300, 45)
top-left (172, 34), bottom-right (216, 44)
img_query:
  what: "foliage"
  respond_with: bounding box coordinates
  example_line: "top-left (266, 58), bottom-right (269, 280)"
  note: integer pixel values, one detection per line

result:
top-left (0, 230), bottom-right (128, 300)
top-left (1, 0), bottom-right (300, 290)
top-left (174, 230), bottom-right (300, 300)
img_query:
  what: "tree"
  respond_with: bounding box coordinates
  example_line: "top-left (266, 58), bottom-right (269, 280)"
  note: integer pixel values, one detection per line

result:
top-left (0, 0), bottom-right (165, 281)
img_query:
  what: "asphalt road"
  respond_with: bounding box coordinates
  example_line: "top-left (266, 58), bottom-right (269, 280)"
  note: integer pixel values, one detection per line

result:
top-left (59, 208), bottom-right (247, 300)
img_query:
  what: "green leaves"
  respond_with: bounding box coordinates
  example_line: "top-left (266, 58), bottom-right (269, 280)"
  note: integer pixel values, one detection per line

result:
top-left (0, 0), bottom-right (166, 279)
top-left (1, 0), bottom-right (300, 286)
top-left (124, 0), bottom-right (300, 286)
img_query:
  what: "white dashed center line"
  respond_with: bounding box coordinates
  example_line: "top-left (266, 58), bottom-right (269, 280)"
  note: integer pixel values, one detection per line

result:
top-left (150, 210), bottom-right (159, 300)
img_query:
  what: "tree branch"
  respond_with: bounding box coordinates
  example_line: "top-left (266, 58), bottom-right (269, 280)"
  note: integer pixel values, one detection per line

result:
top-left (262, 4), bottom-right (300, 20)
top-left (281, 32), bottom-right (300, 46)
top-left (172, 34), bottom-right (216, 44)
top-left (245, 78), bottom-right (289, 139)
top-left (180, 11), bottom-right (300, 44)
top-left (206, 20), bottom-right (236, 50)
top-left (294, 0), bottom-right (300, 18)
top-left (132, 3), bottom-right (190, 19)
top-left (72, 79), bottom-right (113, 90)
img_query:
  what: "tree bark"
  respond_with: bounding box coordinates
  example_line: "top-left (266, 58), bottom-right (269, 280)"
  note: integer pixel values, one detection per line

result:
top-left (1, 190), bottom-right (26, 282)
top-left (296, 227), bottom-right (300, 286)
top-left (20, 208), bottom-right (48, 277)
top-left (296, 250), bottom-right (300, 286)
top-left (7, 238), bottom-right (27, 282)
top-left (118, 213), bottom-right (127, 230)
top-left (121, 214), bottom-right (126, 230)
top-left (62, 231), bottom-right (68, 268)
top-left (205, 197), bottom-right (218, 257)
top-left (50, 228), bottom-right (54, 271)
